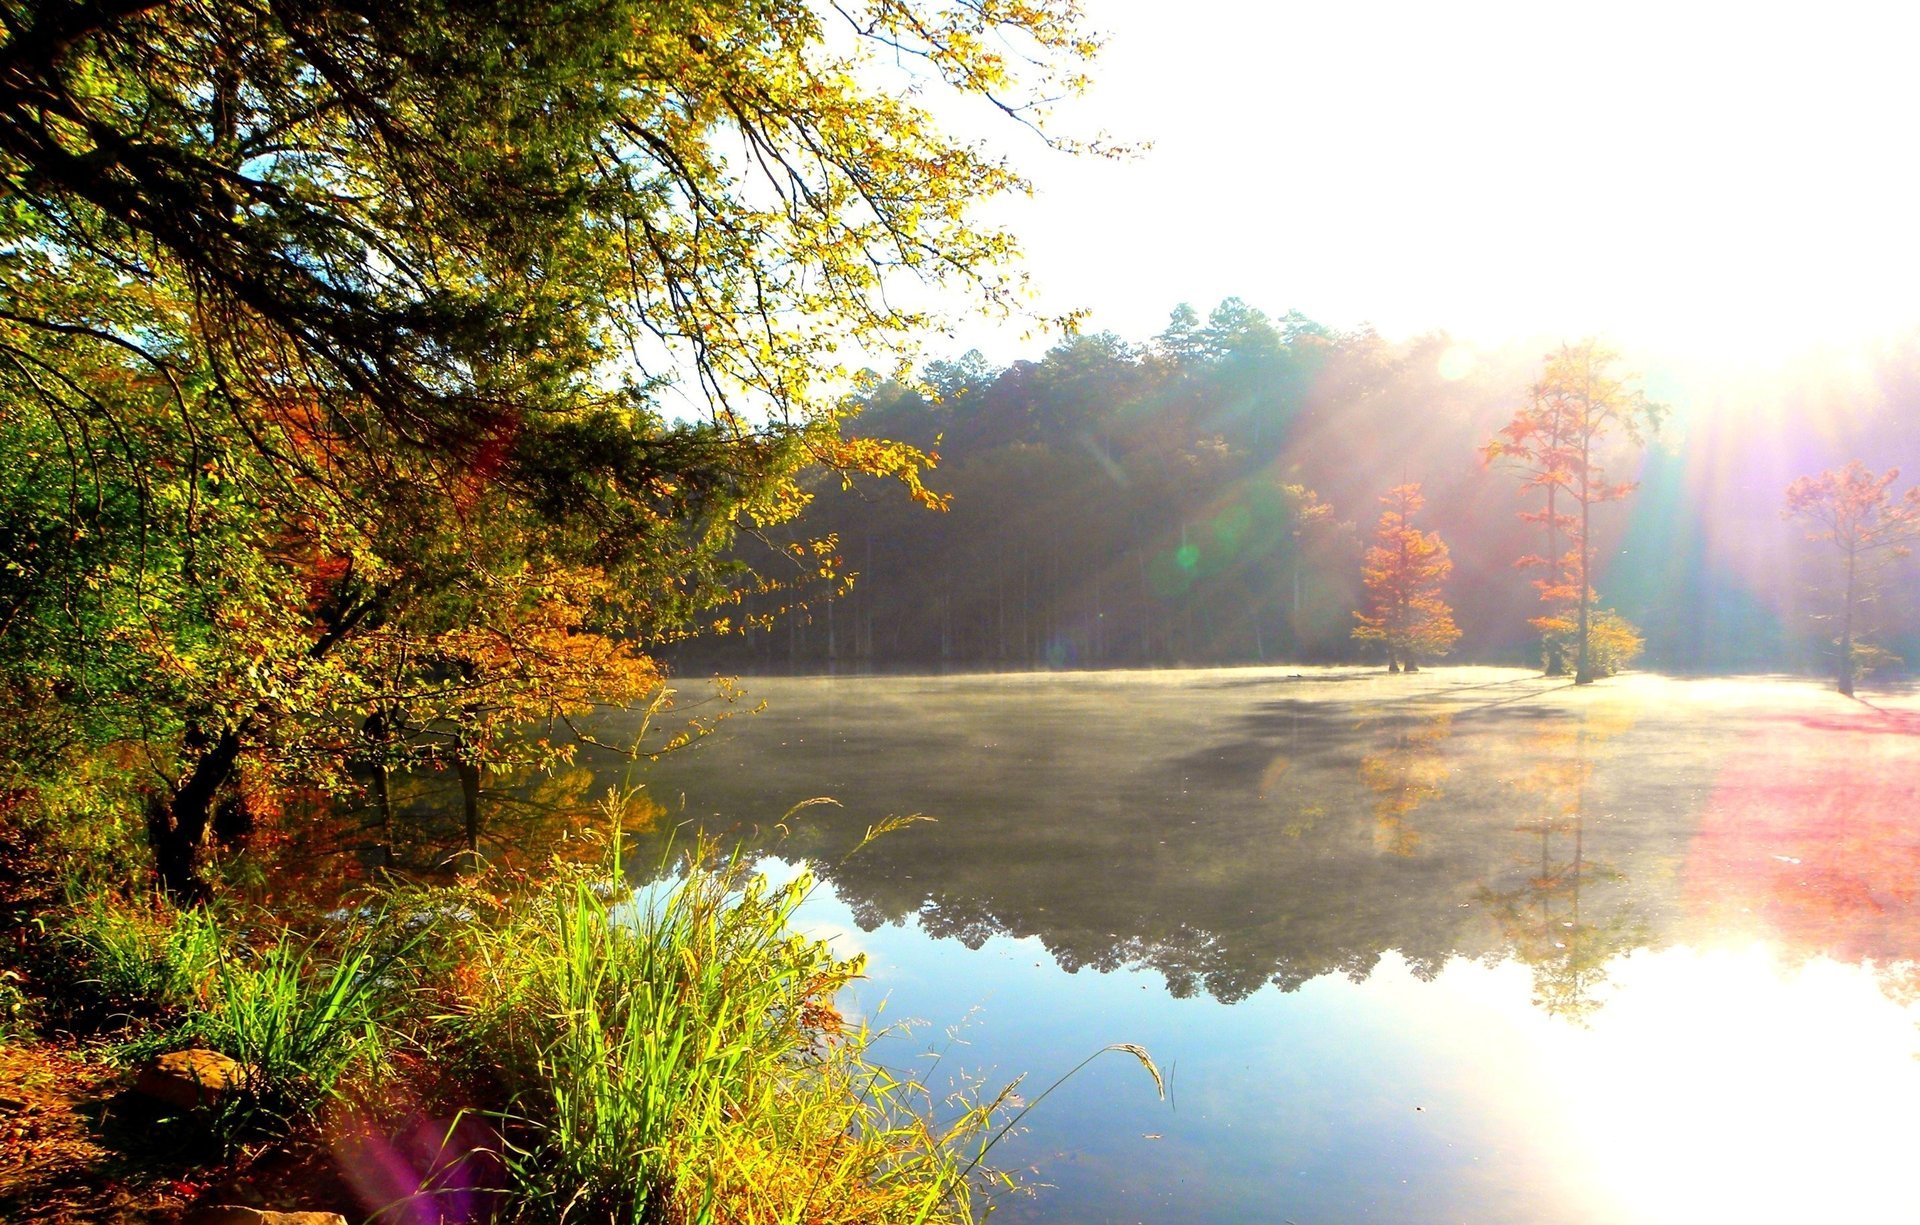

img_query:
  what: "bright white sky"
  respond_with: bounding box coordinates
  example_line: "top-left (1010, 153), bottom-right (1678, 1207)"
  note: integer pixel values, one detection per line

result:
top-left (939, 0), bottom-right (1920, 368)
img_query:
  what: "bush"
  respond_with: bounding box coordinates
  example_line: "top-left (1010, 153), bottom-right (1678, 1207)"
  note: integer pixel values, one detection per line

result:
top-left (1585, 609), bottom-right (1645, 677)
top-left (1532, 608), bottom-right (1644, 678)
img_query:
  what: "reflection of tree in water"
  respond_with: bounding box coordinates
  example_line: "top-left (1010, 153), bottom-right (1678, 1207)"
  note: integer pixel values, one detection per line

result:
top-left (258, 764), bottom-right (663, 903)
top-left (767, 696), bottom-right (1504, 1005)
top-left (1476, 708), bottom-right (1646, 1022)
top-left (1356, 711), bottom-right (1454, 856)
top-left (616, 682), bottom-right (1718, 1007)
top-left (911, 891), bottom-right (1281, 1001)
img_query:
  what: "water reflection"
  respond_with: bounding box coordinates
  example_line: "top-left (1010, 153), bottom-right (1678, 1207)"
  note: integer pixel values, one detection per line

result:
top-left (445, 670), bottom-right (1920, 1018)
top-left (626, 672), bottom-right (1707, 1007)
top-left (1684, 704), bottom-right (1920, 999)
top-left (1474, 709), bottom-right (1645, 1020)
top-left (1357, 709), bottom-right (1452, 857)
top-left (547, 669), bottom-right (1920, 1223)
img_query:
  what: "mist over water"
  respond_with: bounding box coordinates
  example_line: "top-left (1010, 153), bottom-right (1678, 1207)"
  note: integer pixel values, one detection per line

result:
top-left (614, 667), bottom-right (1920, 1224)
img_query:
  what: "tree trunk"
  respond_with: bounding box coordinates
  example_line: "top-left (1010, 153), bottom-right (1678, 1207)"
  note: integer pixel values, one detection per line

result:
top-left (1839, 542), bottom-right (1857, 697)
top-left (146, 726), bottom-right (243, 904)
top-left (1574, 444), bottom-right (1595, 685)
top-left (210, 792), bottom-right (253, 848)
top-left (365, 709), bottom-right (396, 868)
top-left (456, 756), bottom-right (482, 871)
top-left (1544, 483), bottom-right (1566, 676)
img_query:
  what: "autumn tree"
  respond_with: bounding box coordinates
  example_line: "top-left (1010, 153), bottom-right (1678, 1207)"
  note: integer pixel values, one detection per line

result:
top-left (0, 0), bottom-right (1100, 897)
top-left (1483, 385), bottom-right (1580, 674)
top-left (1352, 484), bottom-right (1460, 672)
top-left (1783, 462), bottom-right (1920, 697)
top-left (1489, 342), bottom-right (1661, 685)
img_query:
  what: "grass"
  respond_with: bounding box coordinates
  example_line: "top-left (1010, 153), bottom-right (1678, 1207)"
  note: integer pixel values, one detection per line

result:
top-left (197, 928), bottom-right (396, 1143)
top-left (436, 832), bottom-right (1020, 1225)
top-left (55, 892), bottom-right (222, 1021)
top-left (10, 802), bottom-right (1157, 1224)
top-left (51, 883), bottom-right (397, 1147)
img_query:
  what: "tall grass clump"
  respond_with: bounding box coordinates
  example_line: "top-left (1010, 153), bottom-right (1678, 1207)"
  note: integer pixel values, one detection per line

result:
top-left (441, 833), bottom-right (1010, 1225)
top-left (64, 896), bottom-right (409, 1147)
top-left (196, 930), bottom-right (397, 1141)
top-left (56, 894), bottom-right (222, 1020)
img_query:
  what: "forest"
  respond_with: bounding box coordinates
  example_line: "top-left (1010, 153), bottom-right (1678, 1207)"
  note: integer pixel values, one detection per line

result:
top-left (0, 2), bottom-right (1154, 1221)
top-left (679, 305), bottom-right (1920, 681)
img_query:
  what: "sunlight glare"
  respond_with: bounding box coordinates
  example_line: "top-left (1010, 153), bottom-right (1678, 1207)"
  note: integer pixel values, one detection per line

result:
top-left (1545, 947), bottom-right (1920, 1224)
top-left (960, 0), bottom-right (1920, 365)
top-left (1436, 345), bottom-right (1477, 381)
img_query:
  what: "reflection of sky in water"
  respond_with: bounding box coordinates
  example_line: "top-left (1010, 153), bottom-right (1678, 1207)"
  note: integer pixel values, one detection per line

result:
top-left (771, 861), bottom-right (1920, 1225)
top-left (624, 667), bottom-right (1920, 1223)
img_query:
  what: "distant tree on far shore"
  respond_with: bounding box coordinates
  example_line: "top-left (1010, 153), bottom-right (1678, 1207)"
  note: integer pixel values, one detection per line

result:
top-left (1353, 484), bottom-right (1460, 672)
top-left (1484, 384), bottom-right (1580, 675)
top-left (1487, 341), bottom-right (1662, 684)
top-left (1784, 462), bottom-right (1920, 696)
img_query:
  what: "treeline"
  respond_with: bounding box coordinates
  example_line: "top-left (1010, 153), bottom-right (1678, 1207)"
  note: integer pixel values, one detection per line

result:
top-left (676, 301), bottom-right (1920, 676)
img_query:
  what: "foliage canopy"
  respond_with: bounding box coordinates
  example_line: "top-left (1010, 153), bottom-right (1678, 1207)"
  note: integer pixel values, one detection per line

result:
top-left (0, 0), bottom-right (1100, 893)
top-left (1352, 483), bottom-right (1459, 671)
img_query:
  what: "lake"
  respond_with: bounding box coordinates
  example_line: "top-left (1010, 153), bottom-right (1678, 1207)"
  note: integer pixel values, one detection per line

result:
top-left (615, 666), bottom-right (1920, 1224)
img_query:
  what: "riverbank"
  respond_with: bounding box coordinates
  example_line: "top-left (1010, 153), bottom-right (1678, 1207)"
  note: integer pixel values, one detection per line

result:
top-left (0, 809), bottom-right (1029, 1224)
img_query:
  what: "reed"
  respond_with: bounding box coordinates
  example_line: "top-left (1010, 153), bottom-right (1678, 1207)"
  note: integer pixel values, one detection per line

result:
top-left (198, 928), bottom-right (394, 1142)
top-left (437, 831), bottom-right (1021, 1224)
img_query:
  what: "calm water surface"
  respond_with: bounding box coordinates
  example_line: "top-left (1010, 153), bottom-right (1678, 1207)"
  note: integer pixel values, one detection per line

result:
top-left (618, 666), bottom-right (1920, 1224)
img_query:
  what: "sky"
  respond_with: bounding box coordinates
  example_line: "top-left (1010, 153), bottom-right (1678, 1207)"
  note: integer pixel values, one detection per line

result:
top-left (934, 0), bottom-right (1920, 370)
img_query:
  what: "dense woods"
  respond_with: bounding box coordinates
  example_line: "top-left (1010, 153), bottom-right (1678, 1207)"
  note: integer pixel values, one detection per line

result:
top-left (678, 306), bottom-right (1920, 680)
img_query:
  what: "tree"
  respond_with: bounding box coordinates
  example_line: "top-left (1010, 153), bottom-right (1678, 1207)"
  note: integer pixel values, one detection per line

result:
top-left (1352, 484), bottom-right (1460, 672)
top-left (1490, 342), bottom-right (1662, 685)
top-left (1783, 462), bottom-right (1920, 696)
top-left (1483, 385), bottom-right (1580, 674)
top-left (1154, 304), bottom-right (1209, 366)
top-left (0, 0), bottom-right (1099, 897)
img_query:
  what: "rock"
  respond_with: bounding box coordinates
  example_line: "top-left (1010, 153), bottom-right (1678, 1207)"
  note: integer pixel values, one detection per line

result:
top-left (192, 1209), bottom-right (349, 1225)
top-left (133, 1048), bottom-right (247, 1111)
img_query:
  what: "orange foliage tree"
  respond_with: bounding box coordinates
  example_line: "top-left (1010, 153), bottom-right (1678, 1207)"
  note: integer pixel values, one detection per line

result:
top-left (1352, 484), bottom-right (1460, 672)
top-left (1483, 384), bottom-right (1580, 674)
top-left (1784, 462), bottom-right (1920, 696)
top-left (1485, 341), bottom-right (1661, 684)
